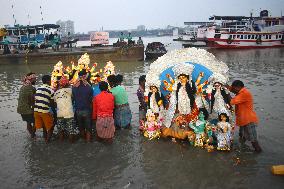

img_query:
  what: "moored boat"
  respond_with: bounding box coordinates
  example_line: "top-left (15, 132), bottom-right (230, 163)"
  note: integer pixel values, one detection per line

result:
top-left (145, 42), bottom-right (167, 60)
top-left (207, 10), bottom-right (284, 48)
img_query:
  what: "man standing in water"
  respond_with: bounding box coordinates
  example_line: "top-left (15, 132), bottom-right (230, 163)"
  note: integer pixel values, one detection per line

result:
top-left (17, 72), bottom-right (37, 138)
top-left (34, 75), bottom-right (55, 143)
top-left (228, 80), bottom-right (262, 152)
top-left (72, 70), bottom-right (93, 142)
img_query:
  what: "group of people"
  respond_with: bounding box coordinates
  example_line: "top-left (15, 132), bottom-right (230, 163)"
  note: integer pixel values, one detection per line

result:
top-left (17, 71), bottom-right (131, 143)
top-left (116, 32), bottom-right (143, 46)
top-left (137, 71), bottom-right (262, 152)
top-left (17, 69), bottom-right (262, 152)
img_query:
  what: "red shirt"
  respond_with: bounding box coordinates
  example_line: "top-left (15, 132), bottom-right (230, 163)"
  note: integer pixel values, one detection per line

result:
top-left (92, 91), bottom-right (114, 119)
top-left (230, 88), bottom-right (258, 126)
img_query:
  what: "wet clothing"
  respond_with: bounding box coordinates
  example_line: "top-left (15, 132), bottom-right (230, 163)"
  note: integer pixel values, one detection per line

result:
top-left (93, 91), bottom-right (115, 138)
top-left (72, 82), bottom-right (93, 133)
top-left (114, 104), bottom-right (132, 128)
top-left (137, 86), bottom-right (147, 111)
top-left (239, 122), bottom-right (258, 142)
top-left (230, 88), bottom-right (258, 127)
top-left (34, 112), bottom-right (54, 131)
top-left (137, 86), bottom-right (147, 121)
top-left (17, 85), bottom-right (36, 115)
top-left (57, 118), bottom-right (77, 135)
top-left (20, 114), bottom-right (34, 124)
top-left (110, 85), bottom-right (132, 128)
top-left (54, 88), bottom-right (74, 118)
top-left (110, 85), bottom-right (129, 105)
top-left (34, 84), bottom-right (54, 113)
top-left (76, 110), bottom-right (92, 132)
top-left (139, 109), bottom-right (147, 121)
top-left (96, 116), bottom-right (115, 139)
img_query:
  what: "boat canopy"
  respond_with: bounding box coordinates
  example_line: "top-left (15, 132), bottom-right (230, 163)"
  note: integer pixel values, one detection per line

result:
top-left (209, 16), bottom-right (259, 21)
top-left (4, 24), bottom-right (60, 30)
top-left (184, 22), bottom-right (214, 26)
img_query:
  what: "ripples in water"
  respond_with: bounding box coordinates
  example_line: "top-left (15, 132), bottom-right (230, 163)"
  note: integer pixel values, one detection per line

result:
top-left (0, 48), bottom-right (284, 188)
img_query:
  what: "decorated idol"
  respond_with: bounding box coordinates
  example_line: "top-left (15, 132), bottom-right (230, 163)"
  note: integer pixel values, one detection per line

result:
top-left (209, 73), bottom-right (231, 116)
top-left (140, 109), bottom-right (162, 140)
top-left (216, 113), bottom-right (232, 151)
top-left (51, 53), bottom-right (115, 90)
top-left (51, 61), bottom-right (66, 89)
top-left (189, 111), bottom-right (207, 147)
top-left (103, 61), bottom-right (115, 81)
top-left (146, 76), bottom-right (163, 116)
top-left (195, 72), bottom-right (210, 120)
top-left (145, 48), bottom-right (230, 143)
top-left (173, 63), bottom-right (196, 115)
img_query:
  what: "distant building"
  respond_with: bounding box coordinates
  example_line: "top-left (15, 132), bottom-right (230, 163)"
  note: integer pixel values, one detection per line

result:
top-left (56, 20), bottom-right (75, 37)
top-left (137, 25), bottom-right (146, 31)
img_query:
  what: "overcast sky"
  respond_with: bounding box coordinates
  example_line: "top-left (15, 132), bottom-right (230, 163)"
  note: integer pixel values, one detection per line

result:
top-left (0, 0), bottom-right (283, 33)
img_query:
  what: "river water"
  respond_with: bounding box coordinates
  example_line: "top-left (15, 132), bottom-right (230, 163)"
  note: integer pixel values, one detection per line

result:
top-left (0, 37), bottom-right (284, 189)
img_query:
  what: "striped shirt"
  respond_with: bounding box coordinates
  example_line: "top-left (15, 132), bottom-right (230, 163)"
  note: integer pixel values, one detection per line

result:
top-left (34, 84), bottom-right (54, 113)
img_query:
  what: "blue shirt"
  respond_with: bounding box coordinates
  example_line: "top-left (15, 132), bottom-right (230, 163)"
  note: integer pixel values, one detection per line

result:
top-left (92, 84), bottom-right (101, 97)
top-left (72, 82), bottom-right (93, 111)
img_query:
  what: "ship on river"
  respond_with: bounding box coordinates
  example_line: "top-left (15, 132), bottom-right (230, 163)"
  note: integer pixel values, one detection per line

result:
top-left (178, 10), bottom-right (284, 49)
top-left (207, 10), bottom-right (284, 48)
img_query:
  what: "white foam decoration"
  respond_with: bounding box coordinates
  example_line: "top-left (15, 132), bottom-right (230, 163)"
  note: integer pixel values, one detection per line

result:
top-left (209, 72), bottom-right (228, 84)
top-left (145, 74), bottom-right (161, 90)
top-left (146, 48), bottom-right (229, 88)
top-left (172, 63), bottom-right (194, 77)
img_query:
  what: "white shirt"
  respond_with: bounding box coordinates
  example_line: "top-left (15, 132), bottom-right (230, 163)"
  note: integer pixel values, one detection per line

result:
top-left (54, 88), bottom-right (74, 118)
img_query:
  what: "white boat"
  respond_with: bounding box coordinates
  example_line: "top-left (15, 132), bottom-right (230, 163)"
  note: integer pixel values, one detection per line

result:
top-left (173, 22), bottom-right (213, 47)
top-left (206, 10), bottom-right (284, 48)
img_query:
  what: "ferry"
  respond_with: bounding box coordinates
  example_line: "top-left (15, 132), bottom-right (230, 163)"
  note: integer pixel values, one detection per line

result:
top-left (206, 10), bottom-right (284, 48)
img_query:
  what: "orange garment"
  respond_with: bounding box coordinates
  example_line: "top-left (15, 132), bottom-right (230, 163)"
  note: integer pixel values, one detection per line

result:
top-left (230, 88), bottom-right (258, 126)
top-left (34, 112), bottom-right (54, 131)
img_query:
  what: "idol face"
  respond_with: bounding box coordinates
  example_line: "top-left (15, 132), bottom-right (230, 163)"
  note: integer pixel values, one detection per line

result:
top-left (178, 75), bottom-right (188, 86)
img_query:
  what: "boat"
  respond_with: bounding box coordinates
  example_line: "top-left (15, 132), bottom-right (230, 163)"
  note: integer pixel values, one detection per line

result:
top-left (0, 24), bottom-right (144, 62)
top-left (173, 22), bottom-right (213, 48)
top-left (206, 10), bottom-right (284, 48)
top-left (145, 42), bottom-right (167, 60)
top-left (0, 24), bottom-right (80, 53)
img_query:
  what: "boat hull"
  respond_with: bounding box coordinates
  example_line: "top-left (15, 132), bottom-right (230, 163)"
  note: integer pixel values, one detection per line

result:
top-left (208, 39), bottom-right (284, 48)
top-left (0, 46), bottom-right (145, 63)
top-left (145, 52), bottom-right (166, 60)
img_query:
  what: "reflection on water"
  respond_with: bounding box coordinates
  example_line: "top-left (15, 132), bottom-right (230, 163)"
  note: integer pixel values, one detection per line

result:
top-left (0, 47), bottom-right (284, 188)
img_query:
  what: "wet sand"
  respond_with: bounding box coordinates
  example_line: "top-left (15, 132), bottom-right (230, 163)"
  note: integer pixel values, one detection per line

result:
top-left (0, 46), bottom-right (284, 188)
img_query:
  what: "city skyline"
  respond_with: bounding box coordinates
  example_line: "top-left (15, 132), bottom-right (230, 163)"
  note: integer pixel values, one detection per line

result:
top-left (0, 0), bottom-right (283, 33)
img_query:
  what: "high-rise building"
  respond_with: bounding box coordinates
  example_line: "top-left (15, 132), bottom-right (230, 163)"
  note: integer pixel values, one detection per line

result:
top-left (56, 20), bottom-right (75, 36)
top-left (137, 25), bottom-right (146, 31)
